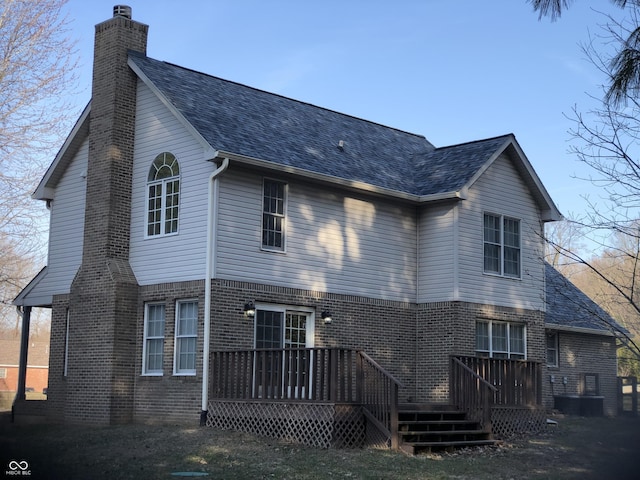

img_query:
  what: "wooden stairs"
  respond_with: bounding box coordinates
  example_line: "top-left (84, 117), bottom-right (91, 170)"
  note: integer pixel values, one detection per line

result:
top-left (397, 404), bottom-right (496, 454)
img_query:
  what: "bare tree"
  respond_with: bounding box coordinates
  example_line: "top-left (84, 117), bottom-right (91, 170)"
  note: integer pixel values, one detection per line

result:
top-left (528, 0), bottom-right (640, 105)
top-left (0, 0), bottom-right (78, 328)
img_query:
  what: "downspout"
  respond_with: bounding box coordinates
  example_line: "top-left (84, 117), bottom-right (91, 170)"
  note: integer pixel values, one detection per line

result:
top-left (201, 157), bottom-right (229, 426)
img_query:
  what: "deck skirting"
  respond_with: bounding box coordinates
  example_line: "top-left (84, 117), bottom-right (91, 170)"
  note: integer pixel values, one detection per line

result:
top-left (207, 400), bottom-right (371, 448)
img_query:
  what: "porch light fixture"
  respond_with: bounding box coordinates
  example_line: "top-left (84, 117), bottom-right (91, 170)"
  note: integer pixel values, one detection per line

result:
top-left (243, 301), bottom-right (255, 318)
top-left (321, 311), bottom-right (332, 324)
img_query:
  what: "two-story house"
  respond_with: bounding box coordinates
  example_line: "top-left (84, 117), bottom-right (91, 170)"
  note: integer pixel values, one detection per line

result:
top-left (12, 5), bottom-right (622, 450)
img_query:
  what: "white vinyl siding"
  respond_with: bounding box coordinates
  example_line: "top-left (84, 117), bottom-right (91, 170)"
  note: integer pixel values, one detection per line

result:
top-left (217, 171), bottom-right (417, 302)
top-left (129, 82), bottom-right (210, 285)
top-left (22, 138), bottom-right (88, 304)
top-left (456, 153), bottom-right (545, 310)
top-left (417, 203), bottom-right (457, 303)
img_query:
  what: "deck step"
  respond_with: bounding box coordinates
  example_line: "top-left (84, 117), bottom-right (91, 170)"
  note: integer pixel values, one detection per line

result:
top-left (397, 404), bottom-right (495, 454)
top-left (400, 439), bottom-right (496, 455)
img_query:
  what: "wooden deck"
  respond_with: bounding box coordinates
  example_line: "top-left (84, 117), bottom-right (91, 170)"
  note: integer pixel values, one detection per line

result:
top-left (206, 349), bottom-right (544, 449)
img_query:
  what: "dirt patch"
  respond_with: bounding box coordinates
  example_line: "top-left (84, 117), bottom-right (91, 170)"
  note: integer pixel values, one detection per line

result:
top-left (1, 415), bottom-right (638, 479)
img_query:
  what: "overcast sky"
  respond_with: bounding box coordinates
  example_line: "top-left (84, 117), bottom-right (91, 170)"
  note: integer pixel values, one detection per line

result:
top-left (63, 0), bottom-right (623, 219)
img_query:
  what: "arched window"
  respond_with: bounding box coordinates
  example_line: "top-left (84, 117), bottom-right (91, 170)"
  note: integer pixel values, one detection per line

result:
top-left (147, 152), bottom-right (180, 236)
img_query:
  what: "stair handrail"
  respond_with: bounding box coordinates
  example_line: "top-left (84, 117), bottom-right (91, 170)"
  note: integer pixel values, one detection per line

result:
top-left (450, 356), bottom-right (497, 431)
top-left (357, 350), bottom-right (404, 449)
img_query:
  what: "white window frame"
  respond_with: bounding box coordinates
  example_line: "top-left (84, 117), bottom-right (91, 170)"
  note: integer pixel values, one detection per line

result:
top-left (261, 178), bottom-right (287, 252)
top-left (174, 299), bottom-right (198, 376)
top-left (476, 320), bottom-right (526, 360)
top-left (0, 368), bottom-right (6, 379)
top-left (146, 152), bottom-right (180, 238)
top-left (63, 308), bottom-right (69, 377)
top-left (546, 331), bottom-right (559, 367)
top-left (142, 303), bottom-right (166, 376)
top-left (483, 212), bottom-right (521, 278)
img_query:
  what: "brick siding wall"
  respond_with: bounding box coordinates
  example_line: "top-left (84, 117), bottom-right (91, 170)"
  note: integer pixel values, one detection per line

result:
top-left (416, 301), bottom-right (545, 403)
top-left (543, 331), bottom-right (618, 416)
top-left (129, 279), bottom-right (548, 423)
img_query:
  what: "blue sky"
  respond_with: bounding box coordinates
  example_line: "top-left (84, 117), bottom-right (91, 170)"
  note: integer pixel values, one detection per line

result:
top-left (63, 0), bottom-right (622, 219)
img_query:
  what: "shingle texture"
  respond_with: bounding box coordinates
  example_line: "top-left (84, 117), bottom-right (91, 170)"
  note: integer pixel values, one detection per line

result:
top-left (129, 51), bottom-right (512, 196)
top-left (545, 263), bottom-right (626, 334)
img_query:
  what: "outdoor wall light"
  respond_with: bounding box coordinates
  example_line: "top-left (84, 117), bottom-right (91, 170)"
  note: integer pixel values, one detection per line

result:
top-left (243, 301), bottom-right (255, 318)
top-left (321, 311), bottom-right (332, 324)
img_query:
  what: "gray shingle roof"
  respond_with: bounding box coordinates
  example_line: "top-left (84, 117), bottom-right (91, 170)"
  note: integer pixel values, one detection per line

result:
top-left (129, 51), bottom-right (513, 197)
top-left (545, 263), bottom-right (627, 335)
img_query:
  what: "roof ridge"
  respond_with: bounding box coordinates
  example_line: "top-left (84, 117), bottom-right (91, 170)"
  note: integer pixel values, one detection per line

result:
top-left (131, 51), bottom-right (432, 145)
top-left (433, 133), bottom-right (514, 151)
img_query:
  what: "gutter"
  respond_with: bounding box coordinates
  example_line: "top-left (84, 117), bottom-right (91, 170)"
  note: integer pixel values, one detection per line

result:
top-left (201, 156), bottom-right (229, 425)
top-left (213, 150), bottom-right (465, 204)
top-left (546, 324), bottom-right (620, 337)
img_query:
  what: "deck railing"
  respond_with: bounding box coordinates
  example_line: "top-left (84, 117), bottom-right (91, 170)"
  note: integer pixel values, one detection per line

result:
top-left (450, 356), bottom-right (498, 430)
top-left (454, 355), bottom-right (542, 406)
top-left (358, 351), bottom-right (403, 449)
top-left (210, 348), bottom-right (402, 446)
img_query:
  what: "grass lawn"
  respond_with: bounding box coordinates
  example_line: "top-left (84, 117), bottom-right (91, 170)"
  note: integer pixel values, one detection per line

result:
top-left (1, 415), bottom-right (639, 479)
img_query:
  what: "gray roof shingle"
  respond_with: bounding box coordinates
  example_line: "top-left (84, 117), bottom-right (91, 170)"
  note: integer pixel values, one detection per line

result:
top-left (129, 51), bottom-right (513, 197)
top-left (545, 263), bottom-right (627, 335)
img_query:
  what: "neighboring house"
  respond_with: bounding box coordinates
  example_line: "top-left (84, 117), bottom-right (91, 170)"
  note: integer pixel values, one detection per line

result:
top-left (0, 339), bottom-right (49, 406)
top-left (544, 264), bottom-right (624, 417)
top-left (12, 6), bottom-right (623, 446)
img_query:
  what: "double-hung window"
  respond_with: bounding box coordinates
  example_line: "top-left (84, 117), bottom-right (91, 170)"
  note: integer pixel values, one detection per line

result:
top-left (262, 179), bottom-right (286, 251)
top-left (147, 152), bottom-right (180, 237)
top-left (484, 213), bottom-right (521, 278)
top-left (546, 332), bottom-right (559, 367)
top-left (476, 320), bottom-right (526, 359)
top-left (143, 303), bottom-right (165, 375)
top-left (174, 300), bottom-right (198, 375)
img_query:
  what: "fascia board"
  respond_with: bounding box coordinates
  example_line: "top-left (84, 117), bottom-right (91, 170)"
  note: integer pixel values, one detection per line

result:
top-left (128, 57), bottom-right (217, 161)
top-left (13, 267), bottom-right (49, 306)
top-left (546, 324), bottom-right (618, 337)
top-left (461, 135), bottom-right (563, 222)
top-left (33, 103), bottom-right (91, 200)
top-left (213, 149), bottom-right (464, 204)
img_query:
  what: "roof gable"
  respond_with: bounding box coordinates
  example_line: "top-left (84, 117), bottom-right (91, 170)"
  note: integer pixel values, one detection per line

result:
top-left (35, 51), bottom-right (563, 216)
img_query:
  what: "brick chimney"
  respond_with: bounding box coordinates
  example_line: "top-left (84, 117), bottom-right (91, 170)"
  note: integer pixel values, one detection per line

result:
top-left (64, 6), bottom-right (148, 425)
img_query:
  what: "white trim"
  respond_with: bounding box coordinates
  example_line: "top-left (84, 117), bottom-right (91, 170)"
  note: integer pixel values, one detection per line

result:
top-left (33, 103), bottom-right (91, 200)
top-left (546, 324), bottom-right (618, 337)
top-left (128, 58), bottom-right (217, 161)
top-left (214, 150), bottom-right (462, 204)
